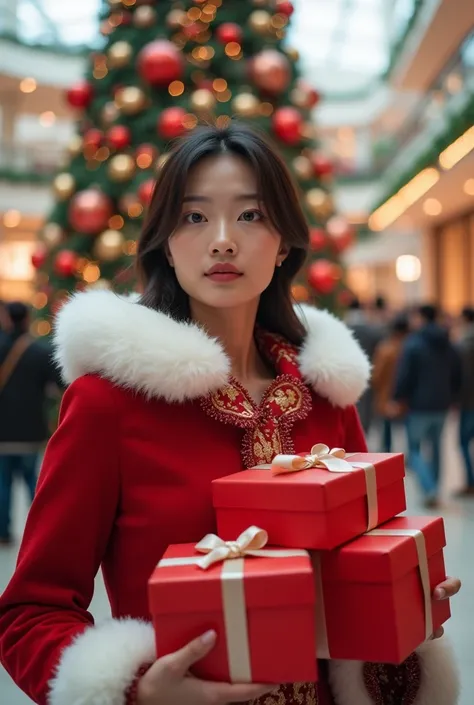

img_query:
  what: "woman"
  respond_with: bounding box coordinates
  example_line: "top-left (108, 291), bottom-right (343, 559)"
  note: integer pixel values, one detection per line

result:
top-left (0, 124), bottom-right (460, 705)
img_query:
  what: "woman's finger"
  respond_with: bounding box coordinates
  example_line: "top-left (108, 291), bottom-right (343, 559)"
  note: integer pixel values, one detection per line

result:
top-left (433, 577), bottom-right (461, 600)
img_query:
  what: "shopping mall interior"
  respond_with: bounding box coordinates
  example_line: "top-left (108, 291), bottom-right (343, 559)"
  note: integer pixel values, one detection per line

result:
top-left (0, 1), bottom-right (473, 703)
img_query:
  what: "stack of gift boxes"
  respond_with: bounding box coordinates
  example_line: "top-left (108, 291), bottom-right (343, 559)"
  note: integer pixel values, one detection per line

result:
top-left (148, 445), bottom-right (451, 685)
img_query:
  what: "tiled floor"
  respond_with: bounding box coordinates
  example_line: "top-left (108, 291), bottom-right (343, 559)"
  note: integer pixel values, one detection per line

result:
top-left (1, 416), bottom-right (473, 704)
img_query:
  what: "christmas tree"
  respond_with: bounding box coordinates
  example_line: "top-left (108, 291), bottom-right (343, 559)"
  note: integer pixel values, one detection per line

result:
top-left (32, 0), bottom-right (353, 336)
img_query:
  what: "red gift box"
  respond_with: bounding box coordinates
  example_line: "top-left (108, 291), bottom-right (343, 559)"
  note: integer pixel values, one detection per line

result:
top-left (212, 446), bottom-right (406, 550)
top-left (148, 527), bottom-right (317, 684)
top-left (313, 515), bottom-right (450, 664)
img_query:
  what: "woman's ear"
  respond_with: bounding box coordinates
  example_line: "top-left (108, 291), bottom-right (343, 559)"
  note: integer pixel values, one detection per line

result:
top-left (276, 244), bottom-right (290, 267)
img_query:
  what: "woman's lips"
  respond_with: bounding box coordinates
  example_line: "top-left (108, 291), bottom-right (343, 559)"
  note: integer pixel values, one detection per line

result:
top-left (205, 272), bottom-right (243, 282)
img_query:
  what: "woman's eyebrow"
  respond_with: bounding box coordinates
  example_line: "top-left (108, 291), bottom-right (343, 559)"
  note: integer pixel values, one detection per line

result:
top-left (182, 193), bottom-right (259, 202)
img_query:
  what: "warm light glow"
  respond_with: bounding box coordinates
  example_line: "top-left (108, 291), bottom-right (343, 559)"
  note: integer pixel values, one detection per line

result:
top-left (93, 66), bottom-right (109, 80)
top-left (423, 198), bottom-right (442, 216)
top-left (109, 215), bottom-right (125, 229)
top-left (39, 111), bottom-right (56, 127)
top-left (128, 203), bottom-right (144, 218)
top-left (213, 78), bottom-right (227, 93)
top-left (225, 42), bottom-right (241, 57)
top-left (123, 239), bottom-right (137, 255)
top-left (3, 210), bottom-right (21, 228)
top-left (369, 168), bottom-right (440, 231)
top-left (32, 292), bottom-right (48, 309)
top-left (187, 7), bottom-right (201, 20)
top-left (137, 153), bottom-right (153, 169)
top-left (122, 0), bottom-right (136, 6)
top-left (19, 77), bottom-right (37, 93)
top-left (271, 13), bottom-right (288, 29)
top-left (439, 126), bottom-right (474, 170)
top-left (169, 80), bottom-right (185, 96)
top-left (36, 320), bottom-right (52, 337)
top-left (83, 263), bottom-right (101, 283)
top-left (96, 147), bottom-right (110, 162)
top-left (109, 12), bottom-right (123, 27)
top-left (216, 89), bottom-right (232, 102)
top-left (182, 113), bottom-right (198, 129)
top-left (396, 255), bottom-right (421, 283)
top-left (260, 102), bottom-right (274, 116)
top-left (216, 115), bottom-right (231, 129)
top-left (464, 178), bottom-right (474, 196)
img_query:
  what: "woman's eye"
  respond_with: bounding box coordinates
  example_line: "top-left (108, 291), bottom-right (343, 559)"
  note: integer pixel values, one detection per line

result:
top-left (185, 212), bottom-right (206, 224)
top-left (239, 209), bottom-right (264, 223)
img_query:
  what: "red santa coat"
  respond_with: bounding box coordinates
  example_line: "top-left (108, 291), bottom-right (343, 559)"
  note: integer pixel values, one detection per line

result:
top-left (0, 291), bottom-right (459, 705)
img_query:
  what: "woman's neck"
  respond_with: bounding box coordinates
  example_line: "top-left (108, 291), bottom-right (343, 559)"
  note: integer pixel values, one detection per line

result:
top-left (190, 299), bottom-right (271, 382)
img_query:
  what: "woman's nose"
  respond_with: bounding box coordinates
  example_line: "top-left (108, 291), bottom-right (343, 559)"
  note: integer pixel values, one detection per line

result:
top-left (209, 220), bottom-right (237, 255)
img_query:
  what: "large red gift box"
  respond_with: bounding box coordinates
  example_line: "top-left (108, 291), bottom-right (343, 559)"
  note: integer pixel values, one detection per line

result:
top-left (313, 515), bottom-right (450, 664)
top-left (148, 528), bottom-right (317, 684)
top-left (212, 447), bottom-right (406, 550)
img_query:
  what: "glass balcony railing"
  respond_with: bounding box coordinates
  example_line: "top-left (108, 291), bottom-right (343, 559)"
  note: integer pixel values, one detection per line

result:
top-left (0, 141), bottom-right (66, 180)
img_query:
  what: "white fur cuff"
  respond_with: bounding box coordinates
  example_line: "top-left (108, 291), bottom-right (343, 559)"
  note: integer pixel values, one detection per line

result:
top-left (48, 618), bottom-right (156, 705)
top-left (328, 637), bottom-right (460, 705)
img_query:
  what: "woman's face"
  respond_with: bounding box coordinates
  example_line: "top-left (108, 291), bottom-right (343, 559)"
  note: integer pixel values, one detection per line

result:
top-left (166, 153), bottom-right (288, 311)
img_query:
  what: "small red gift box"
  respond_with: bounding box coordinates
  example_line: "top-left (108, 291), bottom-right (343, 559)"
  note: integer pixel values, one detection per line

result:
top-left (313, 515), bottom-right (450, 664)
top-left (212, 445), bottom-right (406, 550)
top-left (148, 527), bottom-right (317, 684)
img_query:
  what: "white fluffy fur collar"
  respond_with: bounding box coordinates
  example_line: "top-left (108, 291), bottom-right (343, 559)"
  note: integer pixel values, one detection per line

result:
top-left (53, 290), bottom-right (370, 407)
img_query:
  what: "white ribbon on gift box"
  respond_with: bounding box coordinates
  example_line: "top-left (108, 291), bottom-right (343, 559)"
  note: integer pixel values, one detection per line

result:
top-left (157, 526), bottom-right (308, 683)
top-left (254, 444), bottom-right (379, 532)
top-left (313, 527), bottom-right (433, 659)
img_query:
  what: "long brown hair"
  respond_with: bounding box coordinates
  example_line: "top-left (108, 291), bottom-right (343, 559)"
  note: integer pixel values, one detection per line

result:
top-left (137, 122), bottom-right (309, 345)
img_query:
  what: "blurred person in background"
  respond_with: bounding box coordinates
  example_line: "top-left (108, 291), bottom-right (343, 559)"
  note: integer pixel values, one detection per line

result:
top-left (370, 295), bottom-right (390, 336)
top-left (0, 300), bottom-right (12, 338)
top-left (372, 314), bottom-right (410, 452)
top-left (457, 306), bottom-right (474, 495)
top-left (393, 304), bottom-right (461, 508)
top-left (0, 302), bottom-right (62, 546)
top-left (345, 296), bottom-right (383, 434)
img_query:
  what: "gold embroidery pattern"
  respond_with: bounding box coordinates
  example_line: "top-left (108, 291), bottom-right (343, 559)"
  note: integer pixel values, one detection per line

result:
top-left (363, 654), bottom-right (421, 705)
top-left (200, 333), bottom-right (312, 468)
top-left (249, 683), bottom-right (318, 705)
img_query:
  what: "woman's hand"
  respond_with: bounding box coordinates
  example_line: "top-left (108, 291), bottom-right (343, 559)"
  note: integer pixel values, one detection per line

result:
top-left (431, 576), bottom-right (461, 639)
top-left (137, 630), bottom-right (277, 705)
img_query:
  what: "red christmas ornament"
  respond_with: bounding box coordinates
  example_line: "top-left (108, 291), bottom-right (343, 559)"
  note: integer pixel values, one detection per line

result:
top-left (54, 250), bottom-right (78, 278)
top-left (327, 216), bottom-right (354, 253)
top-left (272, 107), bottom-right (303, 145)
top-left (308, 260), bottom-right (340, 294)
top-left (312, 152), bottom-right (334, 178)
top-left (276, 0), bottom-right (295, 16)
top-left (83, 128), bottom-right (103, 149)
top-left (309, 228), bottom-right (327, 251)
top-left (66, 80), bottom-right (93, 109)
top-left (68, 189), bottom-right (114, 235)
top-left (250, 49), bottom-right (291, 95)
top-left (31, 245), bottom-right (47, 269)
top-left (157, 107), bottom-right (187, 139)
top-left (107, 125), bottom-right (131, 150)
top-left (183, 22), bottom-right (202, 40)
top-left (138, 179), bottom-right (155, 206)
top-left (216, 22), bottom-right (243, 44)
top-left (137, 40), bottom-right (184, 86)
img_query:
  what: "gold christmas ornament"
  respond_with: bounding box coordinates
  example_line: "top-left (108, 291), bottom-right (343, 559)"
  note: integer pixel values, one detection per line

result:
top-left (133, 5), bottom-right (157, 28)
top-left (108, 0), bottom-right (122, 6)
top-left (93, 230), bottom-right (125, 262)
top-left (306, 188), bottom-right (334, 218)
top-left (115, 86), bottom-right (147, 115)
top-left (248, 10), bottom-right (272, 34)
top-left (53, 173), bottom-right (76, 200)
top-left (101, 101), bottom-right (119, 126)
top-left (42, 223), bottom-right (63, 248)
top-left (293, 155), bottom-right (313, 180)
top-left (68, 135), bottom-right (83, 157)
top-left (108, 41), bottom-right (133, 68)
top-left (108, 154), bottom-right (136, 182)
top-left (290, 87), bottom-right (307, 109)
top-left (190, 88), bottom-right (216, 112)
top-left (232, 93), bottom-right (260, 117)
top-left (166, 8), bottom-right (187, 29)
top-left (285, 47), bottom-right (300, 62)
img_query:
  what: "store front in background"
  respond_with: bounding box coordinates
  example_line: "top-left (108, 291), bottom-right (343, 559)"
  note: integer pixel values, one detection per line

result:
top-left (430, 209), bottom-right (474, 313)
